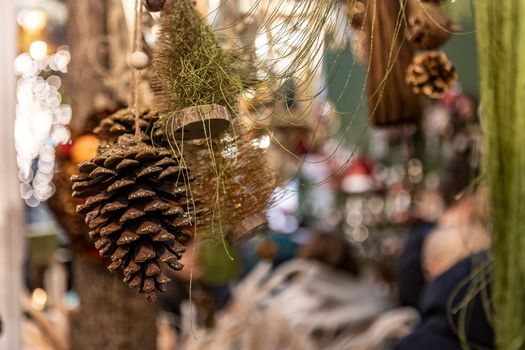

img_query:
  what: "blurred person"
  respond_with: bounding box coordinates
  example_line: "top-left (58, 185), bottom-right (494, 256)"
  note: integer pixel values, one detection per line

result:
top-left (397, 220), bottom-right (435, 309)
top-left (396, 186), bottom-right (493, 350)
top-left (395, 252), bottom-right (493, 350)
top-left (397, 144), bottom-right (480, 309)
top-left (422, 186), bottom-right (490, 280)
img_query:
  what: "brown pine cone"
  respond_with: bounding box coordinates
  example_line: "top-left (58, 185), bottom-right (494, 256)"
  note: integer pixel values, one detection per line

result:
top-left (406, 3), bottom-right (457, 50)
top-left (71, 135), bottom-right (195, 301)
top-left (406, 51), bottom-right (458, 99)
top-left (94, 108), bottom-right (161, 143)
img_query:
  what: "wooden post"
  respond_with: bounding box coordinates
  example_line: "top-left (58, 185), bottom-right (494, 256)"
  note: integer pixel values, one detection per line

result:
top-left (66, 0), bottom-right (109, 135)
top-left (67, 1), bottom-right (158, 349)
top-left (69, 256), bottom-right (157, 350)
top-left (0, 0), bottom-right (25, 348)
top-left (363, 0), bottom-right (422, 126)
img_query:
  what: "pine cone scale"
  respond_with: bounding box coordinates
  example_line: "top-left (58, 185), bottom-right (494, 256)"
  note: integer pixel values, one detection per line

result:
top-left (104, 155), bottom-right (125, 168)
top-left (78, 161), bottom-right (98, 173)
top-left (107, 178), bottom-right (136, 193)
top-left (119, 207), bottom-right (146, 223)
top-left (116, 159), bottom-right (140, 171)
top-left (101, 198), bottom-right (129, 214)
top-left (117, 230), bottom-right (140, 245)
top-left (128, 188), bottom-right (156, 200)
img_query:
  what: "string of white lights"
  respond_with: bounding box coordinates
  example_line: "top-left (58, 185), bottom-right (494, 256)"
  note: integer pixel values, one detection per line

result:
top-left (14, 44), bottom-right (71, 207)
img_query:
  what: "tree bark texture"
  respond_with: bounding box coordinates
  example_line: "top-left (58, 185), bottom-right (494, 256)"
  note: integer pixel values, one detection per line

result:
top-left (67, 0), bottom-right (109, 135)
top-left (67, 1), bottom-right (158, 348)
top-left (363, 0), bottom-right (423, 126)
top-left (69, 255), bottom-right (157, 350)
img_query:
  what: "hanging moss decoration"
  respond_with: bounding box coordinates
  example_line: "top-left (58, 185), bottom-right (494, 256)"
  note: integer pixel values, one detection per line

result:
top-left (475, 1), bottom-right (525, 348)
top-left (71, 135), bottom-right (195, 301)
top-left (184, 126), bottom-right (279, 244)
top-left (152, 0), bottom-right (244, 140)
top-left (363, 0), bottom-right (423, 126)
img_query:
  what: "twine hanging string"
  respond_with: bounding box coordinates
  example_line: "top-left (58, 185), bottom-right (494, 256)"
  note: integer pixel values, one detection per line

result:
top-left (130, 0), bottom-right (145, 138)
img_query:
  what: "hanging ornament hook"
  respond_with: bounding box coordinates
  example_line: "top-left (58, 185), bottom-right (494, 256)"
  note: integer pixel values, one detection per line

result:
top-left (129, 0), bottom-right (148, 138)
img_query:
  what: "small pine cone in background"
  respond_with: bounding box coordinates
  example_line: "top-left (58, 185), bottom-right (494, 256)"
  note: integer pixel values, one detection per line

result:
top-left (406, 51), bottom-right (458, 99)
top-left (94, 108), bottom-right (161, 143)
top-left (406, 3), bottom-right (458, 50)
top-left (71, 135), bottom-right (195, 301)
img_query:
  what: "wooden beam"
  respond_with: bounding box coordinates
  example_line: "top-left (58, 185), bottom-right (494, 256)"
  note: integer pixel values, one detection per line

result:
top-left (66, 0), bottom-right (109, 135)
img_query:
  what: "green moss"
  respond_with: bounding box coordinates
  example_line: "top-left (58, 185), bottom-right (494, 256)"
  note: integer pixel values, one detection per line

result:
top-left (151, 0), bottom-right (244, 115)
top-left (476, 1), bottom-right (525, 348)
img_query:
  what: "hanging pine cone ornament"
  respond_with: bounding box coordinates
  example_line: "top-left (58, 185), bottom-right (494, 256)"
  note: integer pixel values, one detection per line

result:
top-left (406, 51), bottom-right (458, 99)
top-left (151, 0), bottom-right (239, 140)
top-left (94, 107), bottom-right (161, 143)
top-left (406, 3), bottom-right (458, 50)
top-left (71, 135), bottom-right (195, 301)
